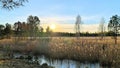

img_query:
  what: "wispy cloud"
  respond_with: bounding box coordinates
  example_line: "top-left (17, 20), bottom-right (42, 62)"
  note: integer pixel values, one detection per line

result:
top-left (39, 15), bottom-right (106, 33)
top-left (40, 15), bottom-right (101, 24)
top-left (41, 23), bottom-right (107, 33)
top-left (82, 15), bottom-right (101, 21)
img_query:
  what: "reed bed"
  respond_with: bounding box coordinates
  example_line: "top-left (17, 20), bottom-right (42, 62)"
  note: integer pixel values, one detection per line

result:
top-left (0, 37), bottom-right (119, 66)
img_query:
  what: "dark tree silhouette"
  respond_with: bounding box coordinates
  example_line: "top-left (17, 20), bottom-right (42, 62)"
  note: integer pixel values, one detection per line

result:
top-left (108, 15), bottom-right (120, 44)
top-left (4, 23), bottom-right (12, 38)
top-left (0, 25), bottom-right (5, 38)
top-left (46, 26), bottom-right (52, 37)
top-left (46, 26), bottom-right (50, 33)
top-left (0, 0), bottom-right (28, 10)
top-left (27, 15), bottom-right (40, 39)
top-left (13, 21), bottom-right (22, 40)
top-left (0, 24), bottom-right (4, 31)
top-left (40, 26), bottom-right (43, 33)
top-left (14, 21), bottom-right (22, 35)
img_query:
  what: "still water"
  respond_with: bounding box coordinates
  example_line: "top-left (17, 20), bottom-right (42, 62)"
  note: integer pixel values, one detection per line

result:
top-left (33, 56), bottom-right (103, 68)
top-left (14, 54), bottom-right (114, 68)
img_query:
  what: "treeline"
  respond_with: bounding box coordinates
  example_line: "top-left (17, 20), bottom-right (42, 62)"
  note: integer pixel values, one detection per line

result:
top-left (0, 23), bottom-right (12, 39)
top-left (0, 15), bottom-right (57, 39)
top-left (0, 23), bottom-right (118, 38)
top-left (0, 15), bottom-right (120, 39)
top-left (47, 31), bottom-right (120, 37)
top-left (1, 24), bottom-right (118, 39)
top-left (0, 15), bottom-right (40, 39)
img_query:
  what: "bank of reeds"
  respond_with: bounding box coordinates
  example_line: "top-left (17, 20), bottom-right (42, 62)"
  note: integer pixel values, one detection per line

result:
top-left (0, 37), bottom-right (119, 66)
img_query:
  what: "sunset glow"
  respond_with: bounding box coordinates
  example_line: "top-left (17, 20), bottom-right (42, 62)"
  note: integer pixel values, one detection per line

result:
top-left (50, 24), bottom-right (56, 30)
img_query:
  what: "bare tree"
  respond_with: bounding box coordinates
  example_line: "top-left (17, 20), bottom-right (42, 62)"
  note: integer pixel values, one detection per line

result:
top-left (99, 17), bottom-right (105, 40)
top-left (0, 0), bottom-right (28, 10)
top-left (75, 15), bottom-right (82, 38)
top-left (108, 15), bottom-right (120, 44)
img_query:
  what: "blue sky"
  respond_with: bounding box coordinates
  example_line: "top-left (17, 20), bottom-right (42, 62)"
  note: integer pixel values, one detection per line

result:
top-left (0, 0), bottom-right (120, 32)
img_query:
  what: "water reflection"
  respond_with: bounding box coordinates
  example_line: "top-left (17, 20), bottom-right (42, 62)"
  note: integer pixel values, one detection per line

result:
top-left (37, 56), bottom-right (100, 68)
top-left (14, 54), bottom-right (117, 68)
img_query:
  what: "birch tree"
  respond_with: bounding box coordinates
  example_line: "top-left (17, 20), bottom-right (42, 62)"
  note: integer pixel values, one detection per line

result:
top-left (99, 17), bottom-right (105, 40)
top-left (75, 15), bottom-right (82, 38)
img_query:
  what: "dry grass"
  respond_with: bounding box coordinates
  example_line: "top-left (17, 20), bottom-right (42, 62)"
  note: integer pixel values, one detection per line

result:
top-left (0, 37), bottom-right (119, 66)
top-left (48, 37), bottom-right (120, 66)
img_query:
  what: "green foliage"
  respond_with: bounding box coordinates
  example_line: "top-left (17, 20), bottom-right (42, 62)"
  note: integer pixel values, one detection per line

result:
top-left (4, 23), bottom-right (11, 33)
top-left (27, 15), bottom-right (40, 39)
top-left (14, 21), bottom-right (25, 37)
top-left (0, 23), bottom-right (12, 39)
top-left (0, 25), bottom-right (5, 38)
top-left (46, 26), bottom-right (52, 37)
top-left (13, 15), bottom-right (41, 39)
top-left (108, 15), bottom-right (120, 44)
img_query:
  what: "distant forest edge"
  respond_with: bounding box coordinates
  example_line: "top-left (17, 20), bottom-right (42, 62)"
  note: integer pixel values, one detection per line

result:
top-left (0, 30), bottom-right (119, 39)
top-left (0, 15), bottom-right (120, 39)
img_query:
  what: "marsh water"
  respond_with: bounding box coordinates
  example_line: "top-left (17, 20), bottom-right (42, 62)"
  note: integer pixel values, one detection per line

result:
top-left (36, 56), bottom-right (100, 68)
top-left (14, 53), bottom-right (116, 68)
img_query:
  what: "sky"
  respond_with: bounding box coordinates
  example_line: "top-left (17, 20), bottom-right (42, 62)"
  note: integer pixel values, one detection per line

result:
top-left (0, 0), bottom-right (120, 33)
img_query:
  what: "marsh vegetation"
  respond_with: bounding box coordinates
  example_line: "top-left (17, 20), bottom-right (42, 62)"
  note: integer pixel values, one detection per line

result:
top-left (0, 37), bottom-right (119, 68)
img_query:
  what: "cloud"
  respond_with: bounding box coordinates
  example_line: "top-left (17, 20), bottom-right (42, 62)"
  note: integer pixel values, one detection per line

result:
top-left (40, 16), bottom-right (75, 24)
top-left (39, 15), bottom-right (107, 33)
top-left (40, 15), bottom-right (101, 24)
top-left (81, 24), bottom-right (99, 32)
top-left (41, 23), bottom-right (108, 33)
top-left (82, 15), bottom-right (101, 21)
